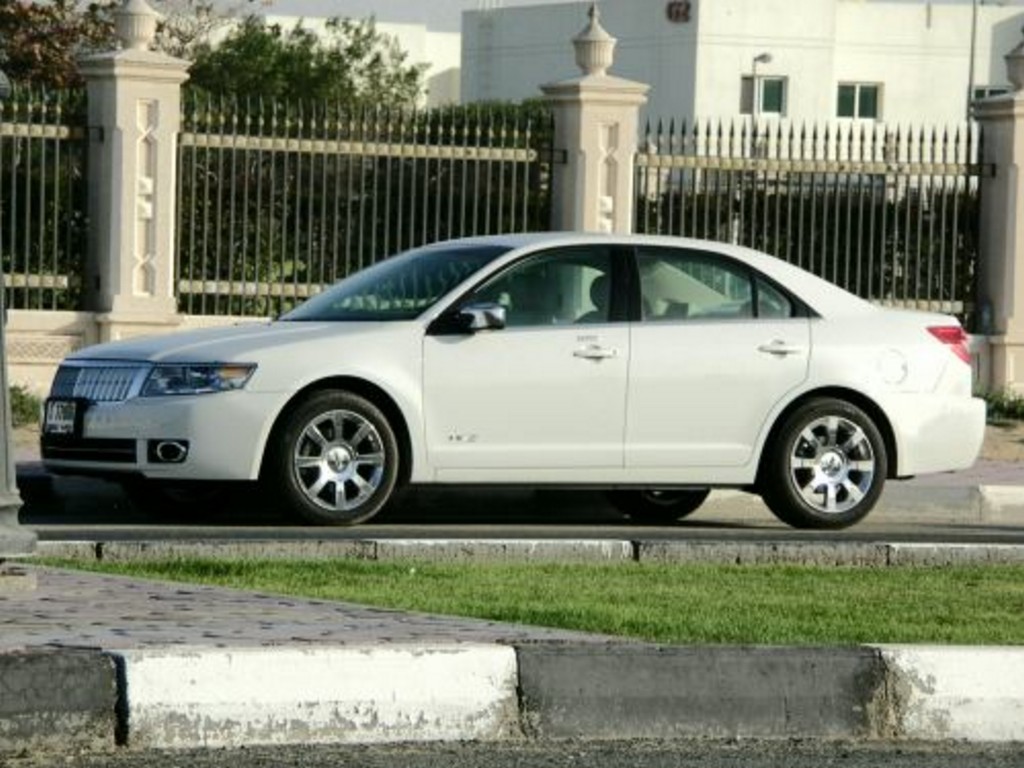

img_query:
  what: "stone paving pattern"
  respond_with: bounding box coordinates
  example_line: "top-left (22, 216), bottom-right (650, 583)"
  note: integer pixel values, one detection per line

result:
top-left (0, 567), bottom-right (619, 653)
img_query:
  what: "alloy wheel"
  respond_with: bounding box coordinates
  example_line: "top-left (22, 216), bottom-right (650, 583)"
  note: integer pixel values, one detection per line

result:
top-left (292, 408), bottom-right (387, 513)
top-left (787, 414), bottom-right (876, 515)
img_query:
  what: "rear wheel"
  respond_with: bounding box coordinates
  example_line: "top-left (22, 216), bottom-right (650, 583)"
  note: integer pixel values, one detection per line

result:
top-left (760, 398), bottom-right (887, 530)
top-left (266, 390), bottom-right (399, 526)
top-left (608, 488), bottom-right (710, 522)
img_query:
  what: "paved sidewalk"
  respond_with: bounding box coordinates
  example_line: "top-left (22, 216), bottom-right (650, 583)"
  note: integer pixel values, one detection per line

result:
top-left (0, 567), bottom-right (610, 652)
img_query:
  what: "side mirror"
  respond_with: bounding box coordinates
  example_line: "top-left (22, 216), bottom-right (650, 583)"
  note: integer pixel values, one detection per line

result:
top-left (459, 302), bottom-right (507, 332)
top-left (426, 301), bottom-right (507, 336)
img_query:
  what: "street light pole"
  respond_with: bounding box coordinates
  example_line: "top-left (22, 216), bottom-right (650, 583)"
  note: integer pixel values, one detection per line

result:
top-left (968, 0), bottom-right (980, 120)
top-left (0, 68), bottom-right (37, 586)
top-left (751, 52), bottom-right (772, 154)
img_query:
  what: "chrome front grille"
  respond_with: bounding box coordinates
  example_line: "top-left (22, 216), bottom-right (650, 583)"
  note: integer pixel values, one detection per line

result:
top-left (50, 363), bottom-right (148, 402)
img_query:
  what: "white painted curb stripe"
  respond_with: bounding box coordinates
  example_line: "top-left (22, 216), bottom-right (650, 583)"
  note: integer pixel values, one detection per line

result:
top-left (875, 646), bottom-right (1024, 742)
top-left (116, 644), bottom-right (520, 749)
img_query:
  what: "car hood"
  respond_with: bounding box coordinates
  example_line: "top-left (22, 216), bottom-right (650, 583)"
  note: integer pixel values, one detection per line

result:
top-left (67, 321), bottom-right (393, 363)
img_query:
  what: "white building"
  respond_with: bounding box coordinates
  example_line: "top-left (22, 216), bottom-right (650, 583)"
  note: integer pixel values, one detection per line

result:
top-left (462, 0), bottom-right (1024, 124)
top-left (215, 14), bottom-right (462, 106)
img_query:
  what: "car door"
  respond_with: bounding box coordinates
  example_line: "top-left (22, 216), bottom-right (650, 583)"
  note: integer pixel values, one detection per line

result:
top-left (626, 245), bottom-right (810, 469)
top-left (423, 245), bottom-right (629, 477)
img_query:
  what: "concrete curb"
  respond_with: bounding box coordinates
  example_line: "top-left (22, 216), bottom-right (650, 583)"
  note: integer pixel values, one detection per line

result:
top-left (117, 645), bottom-right (520, 749)
top-left (35, 538), bottom-right (1024, 566)
top-left (873, 484), bottom-right (1024, 523)
top-left (515, 644), bottom-right (885, 740)
top-left (5, 643), bottom-right (1024, 752)
top-left (0, 650), bottom-right (118, 753)
top-left (878, 646), bottom-right (1024, 742)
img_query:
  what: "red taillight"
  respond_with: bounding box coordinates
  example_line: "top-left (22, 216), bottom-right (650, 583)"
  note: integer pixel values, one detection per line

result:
top-left (928, 325), bottom-right (972, 365)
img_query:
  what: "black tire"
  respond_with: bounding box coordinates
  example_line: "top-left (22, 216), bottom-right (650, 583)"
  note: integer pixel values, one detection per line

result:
top-left (265, 390), bottom-right (399, 526)
top-left (760, 398), bottom-right (887, 530)
top-left (608, 488), bottom-right (710, 522)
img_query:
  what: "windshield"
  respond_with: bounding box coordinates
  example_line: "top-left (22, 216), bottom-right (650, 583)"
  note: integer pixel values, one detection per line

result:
top-left (281, 243), bottom-right (512, 321)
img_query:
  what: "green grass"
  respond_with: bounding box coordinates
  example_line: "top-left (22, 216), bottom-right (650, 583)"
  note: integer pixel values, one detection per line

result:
top-left (52, 558), bottom-right (1024, 646)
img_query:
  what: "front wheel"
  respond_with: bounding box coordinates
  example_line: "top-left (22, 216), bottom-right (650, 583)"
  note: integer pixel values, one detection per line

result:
top-left (266, 390), bottom-right (399, 526)
top-left (608, 488), bottom-right (710, 522)
top-left (760, 398), bottom-right (887, 530)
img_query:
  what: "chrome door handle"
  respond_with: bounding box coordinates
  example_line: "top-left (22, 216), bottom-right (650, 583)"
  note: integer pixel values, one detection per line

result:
top-left (757, 340), bottom-right (804, 356)
top-left (573, 345), bottom-right (617, 360)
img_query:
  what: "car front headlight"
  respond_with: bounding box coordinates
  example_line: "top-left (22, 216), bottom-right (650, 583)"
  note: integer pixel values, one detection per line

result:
top-left (141, 363), bottom-right (257, 397)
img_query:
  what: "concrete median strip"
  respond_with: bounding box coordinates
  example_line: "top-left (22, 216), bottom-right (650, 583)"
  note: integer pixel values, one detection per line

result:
top-left (7, 642), bottom-right (1024, 751)
top-left (10, 532), bottom-right (1024, 752)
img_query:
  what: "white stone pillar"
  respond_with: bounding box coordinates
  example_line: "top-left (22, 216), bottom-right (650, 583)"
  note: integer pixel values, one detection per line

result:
top-left (0, 68), bottom-right (35, 581)
top-left (540, 5), bottom-right (649, 234)
top-left (975, 31), bottom-right (1024, 394)
top-left (78, 0), bottom-right (189, 342)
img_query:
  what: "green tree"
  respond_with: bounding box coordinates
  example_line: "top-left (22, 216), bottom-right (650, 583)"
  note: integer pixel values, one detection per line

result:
top-left (0, 2), bottom-right (422, 107)
top-left (152, 0), bottom-right (263, 59)
top-left (0, 0), bottom-right (116, 89)
top-left (187, 16), bottom-right (425, 106)
top-left (0, 0), bottom-right (262, 89)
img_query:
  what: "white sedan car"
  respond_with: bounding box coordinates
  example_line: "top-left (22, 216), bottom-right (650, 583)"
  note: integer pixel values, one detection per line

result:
top-left (41, 234), bottom-right (985, 529)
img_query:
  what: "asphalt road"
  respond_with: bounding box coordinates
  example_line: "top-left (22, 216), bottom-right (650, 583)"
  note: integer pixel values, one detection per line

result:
top-left (16, 471), bottom-right (1024, 545)
top-left (5, 740), bottom-right (1024, 768)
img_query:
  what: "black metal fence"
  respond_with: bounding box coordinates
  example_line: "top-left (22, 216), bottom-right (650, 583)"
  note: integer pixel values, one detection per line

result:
top-left (177, 94), bottom-right (555, 317)
top-left (636, 119), bottom-right (990, 322)
top-left (0, 90), bottom-right (991, 325)
top-left (0, 88), bottom-right (88, 311)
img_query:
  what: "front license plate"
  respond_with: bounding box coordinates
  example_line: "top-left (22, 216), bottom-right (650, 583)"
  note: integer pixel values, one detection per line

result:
top-left (43, 399), bottom-right (78, 436)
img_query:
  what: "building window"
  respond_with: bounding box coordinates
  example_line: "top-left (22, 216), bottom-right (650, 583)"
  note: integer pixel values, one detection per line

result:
top-left (837, 83), bottom-right (881, 119)
top-left (973, 85), bottom-right (1009, 100)
top-left (740, 76), bottom-right (788, 116)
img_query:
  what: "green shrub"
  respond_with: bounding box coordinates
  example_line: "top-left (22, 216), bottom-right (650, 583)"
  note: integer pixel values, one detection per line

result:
top-left (983, 390), bottom-right (1024, 422)
top-left (8, 385), bottom-right (41, 427)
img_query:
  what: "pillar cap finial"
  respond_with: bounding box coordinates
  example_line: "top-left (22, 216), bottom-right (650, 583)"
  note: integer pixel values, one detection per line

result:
top-left (116, 0), bottom-right (161, 52)
top-left (574, 3), bottom-right (617, 77)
